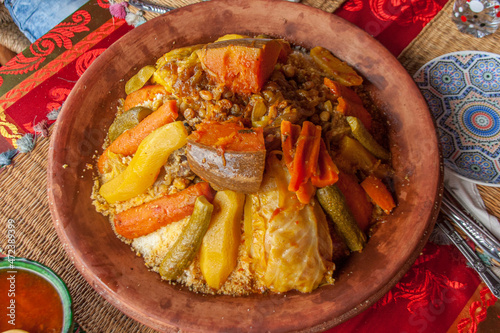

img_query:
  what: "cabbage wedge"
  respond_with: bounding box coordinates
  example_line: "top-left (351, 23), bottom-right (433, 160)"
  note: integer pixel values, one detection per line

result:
top-left (245, 153), bottom-right (334, 293)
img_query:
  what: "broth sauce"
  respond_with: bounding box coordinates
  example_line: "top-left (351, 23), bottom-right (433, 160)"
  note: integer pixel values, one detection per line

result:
top-left (0, 268), bottom-right (63, 333)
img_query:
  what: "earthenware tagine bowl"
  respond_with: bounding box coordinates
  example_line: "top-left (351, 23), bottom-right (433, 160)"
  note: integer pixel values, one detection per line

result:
top-left (47, 0), bottom-right (442, 331)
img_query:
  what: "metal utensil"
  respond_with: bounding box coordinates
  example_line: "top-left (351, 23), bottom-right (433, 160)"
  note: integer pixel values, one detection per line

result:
top-left (436, 216), bottom-right (500, 298)
top-left (129, 0), bottom-right (174, 14)
top-left (441, 187), bottom-right (500, 262)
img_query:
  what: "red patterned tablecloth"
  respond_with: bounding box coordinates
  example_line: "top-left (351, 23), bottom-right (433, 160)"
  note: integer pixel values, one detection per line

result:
top-left (0, 0), bottom-right (498, 332)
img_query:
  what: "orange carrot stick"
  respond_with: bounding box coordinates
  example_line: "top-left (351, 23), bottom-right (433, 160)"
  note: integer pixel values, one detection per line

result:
top-left (305, 125), bottom-right (322, 179)
top-left (123, 84), bottom-right (167, 111)
top-left (336, 172), bottom-right (372, 231)
top-left (110, 100), bottom-right (178, 156)
top-left (360, 175), bottom-right (395, 215)
top-left (280, 120), bottom-right (301, 168)
top-left (324, 77), bottom-right (372, 131)
top-left (114, 182), bottom-right (216, 239)
top-left (324, 77), bottom-right (363, 104)
top-left (98, 100), bottom-right (178, 173)
top-left (97, 149), bottom-right (112, 175)
top-left (288, 121), bottom-right (320, 192)
top-left (337, 97), bottom-right (372, 131)
top-left (295, 181), bottom-right (316, 205)
top-left (311, 139), bottom-right (339, 188)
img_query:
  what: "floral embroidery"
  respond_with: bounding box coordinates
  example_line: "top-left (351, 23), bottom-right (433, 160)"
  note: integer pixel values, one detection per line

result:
top-left (46, 88), bottom-right (72, 115)
top-left (457, 286), bottom-right (498, 332)
top-left (98, 0), bottom-right (111, 9)
top-left (343, 0), bottom-right (363, 11)
top-left (375, 244), bottom-right (467, 313)
top-left (0, 10), bottom-right (92, 76)
top-left (369, 0), bottom-right (442, 25)
top-left (0, 19), bottom-right (126, 147)
top-left (76, 49), bottom-right (106, 77)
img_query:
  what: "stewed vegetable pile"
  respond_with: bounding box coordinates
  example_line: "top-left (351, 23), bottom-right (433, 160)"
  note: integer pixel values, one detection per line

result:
top-left (91, 35), bottom-right (396, 295)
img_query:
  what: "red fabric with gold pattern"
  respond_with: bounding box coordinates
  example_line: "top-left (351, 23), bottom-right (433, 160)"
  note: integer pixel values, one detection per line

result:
top-left (0, 0), bottom-right (132, 152)
top-left (336, 0), bottom-right (448, 55)
top-left (325, 243), bottom-right (497, 332)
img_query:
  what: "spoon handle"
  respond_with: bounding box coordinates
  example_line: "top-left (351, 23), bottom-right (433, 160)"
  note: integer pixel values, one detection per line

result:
top-left (441, 188), bottom-right (500, 261)
top-left (436, 217), bottom-right (500, 298)
top-left (129, 0), bottom-right (174, 14)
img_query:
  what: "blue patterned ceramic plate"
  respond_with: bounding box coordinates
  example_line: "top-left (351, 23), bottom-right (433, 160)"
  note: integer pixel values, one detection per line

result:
top-left (414, 51), bottom-right (500, 186)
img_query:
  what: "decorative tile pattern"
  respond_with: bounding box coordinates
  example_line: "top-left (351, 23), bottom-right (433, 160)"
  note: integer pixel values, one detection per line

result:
top-left (414, 51), bottom-right (500, 186)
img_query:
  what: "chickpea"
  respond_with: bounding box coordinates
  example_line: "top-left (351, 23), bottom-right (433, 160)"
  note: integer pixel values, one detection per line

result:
top-left (217, 99), bottom-right (233, 110)
top-left (320, 111), bottom-right (331, 122)
top-left (262, 90), bottom-right (275, 102)
top-left (303, 81), bottom-right (315, 90)
top-left (324, 100), bottom-right (333, 113)
top-left (283, 64), bottom-right (296, 78)
top-left (265, 134), bottom-right (275, 143)
top-left (230, 104), bottom-right (241, 115)
top-left (199, 90), bottom-right (213, 101)
top-left (297, 89), bottom-right (308, 98)
top-left (184, 108), bottom-right (195, 120)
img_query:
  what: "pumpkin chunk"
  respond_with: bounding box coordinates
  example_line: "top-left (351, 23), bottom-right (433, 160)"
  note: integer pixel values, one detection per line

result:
top-left (187, 121), bottom-right (266, 193)
top-left (197, 38), bottom-right (291, 94)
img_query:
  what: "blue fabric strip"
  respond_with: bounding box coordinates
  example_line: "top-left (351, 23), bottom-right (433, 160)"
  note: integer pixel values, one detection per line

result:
top-left (4, 0), bottom-right (90, 42)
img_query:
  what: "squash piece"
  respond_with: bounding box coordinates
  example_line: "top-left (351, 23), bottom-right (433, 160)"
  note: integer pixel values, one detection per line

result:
top-left (335, 136), bottom-right (378, 174)
top-left (310, 46), bottom-right (363, 86)
top-left (98, 100), bottom-right (178, 174)
top-left (316, 185), bottom-right (366, 252)
top-left (99, 121), bottom-right (188, 203)
top-left (200, 190), bottom-right (245, 289)
top-left (159, 195), bottom-right (214, 280)
top-left (335, 136), bottom-right (392, 178)
top-left (346, 116), bottom-right (390, 161)
top-left (197, 38), bottom-right (291, 94)
top-left (125, 65), bottom-right (156, 95)
top-left (187, 121), bottom-right (266, 193)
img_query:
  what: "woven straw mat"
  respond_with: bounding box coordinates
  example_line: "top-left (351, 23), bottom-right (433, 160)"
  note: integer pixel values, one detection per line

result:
top-left (0, 3), bottom-right (30, 54)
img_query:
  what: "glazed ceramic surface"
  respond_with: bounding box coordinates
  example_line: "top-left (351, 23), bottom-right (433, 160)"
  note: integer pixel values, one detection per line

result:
top-left (414, 51), bottom-right (500, 186)
top-left (47, 0), bottom-right (442, 331)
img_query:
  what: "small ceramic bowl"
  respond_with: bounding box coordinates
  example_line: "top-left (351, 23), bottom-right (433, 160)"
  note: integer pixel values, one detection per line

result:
top-left (414, 51), bottom-right (500, 186)
top-left (0, 257), bottom-right (73, 332)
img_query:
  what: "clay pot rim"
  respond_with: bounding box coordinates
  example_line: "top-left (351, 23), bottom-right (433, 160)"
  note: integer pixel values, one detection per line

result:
top-left (48, 0), bottom-right (442, 331)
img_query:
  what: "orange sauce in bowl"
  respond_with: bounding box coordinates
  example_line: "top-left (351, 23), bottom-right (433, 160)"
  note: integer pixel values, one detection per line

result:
top-left (0, 268), bottom-right (63, 333)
